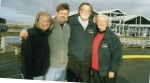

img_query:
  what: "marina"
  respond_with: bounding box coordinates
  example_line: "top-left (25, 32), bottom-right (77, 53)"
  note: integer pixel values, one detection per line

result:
top-left (0, 29), bottom-right (150, 83)
top-left (0, 47), bottom-right (150, 83)
top-left (0, 9), bottom-right (150, 83)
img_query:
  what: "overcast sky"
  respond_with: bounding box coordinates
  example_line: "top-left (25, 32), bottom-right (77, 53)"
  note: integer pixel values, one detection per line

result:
top-left (0, 0), bottom-right (150, 24)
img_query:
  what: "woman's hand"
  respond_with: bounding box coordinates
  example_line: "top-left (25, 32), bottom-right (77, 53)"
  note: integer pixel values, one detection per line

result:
top-left (108, 71), bottom-right (114, 78)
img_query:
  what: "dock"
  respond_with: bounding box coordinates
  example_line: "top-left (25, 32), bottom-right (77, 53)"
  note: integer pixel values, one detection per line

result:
top-left (0, 31), bottom-right (150, 83)
top-left (0, 48), bottom-right (22, 79)
top-left (0, 32), bottom-right (21, 55)
top-left (0, 46), bottom-right (150, 83)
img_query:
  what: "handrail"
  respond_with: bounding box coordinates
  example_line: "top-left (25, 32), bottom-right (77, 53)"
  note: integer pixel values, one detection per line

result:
top-left (119, 36), bottom-right (150, 49)
top-left (0, 32), bottom-right (20, 53)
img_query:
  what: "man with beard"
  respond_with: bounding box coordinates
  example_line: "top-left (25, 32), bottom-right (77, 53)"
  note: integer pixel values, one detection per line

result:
top-left (20, 3), bottom-right (70, 81)
top-left (67, 2), bottom-right (97, 83)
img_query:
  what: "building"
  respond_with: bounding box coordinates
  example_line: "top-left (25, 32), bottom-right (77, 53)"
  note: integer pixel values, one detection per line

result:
top-left (0, 17), bottom-right (8, 31)
top-left (68, 9), bottom-right (150, 47)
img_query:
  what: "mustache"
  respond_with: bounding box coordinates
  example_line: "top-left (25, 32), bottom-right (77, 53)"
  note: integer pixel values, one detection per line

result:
top-left (60, 16), bottom-right (65, 19)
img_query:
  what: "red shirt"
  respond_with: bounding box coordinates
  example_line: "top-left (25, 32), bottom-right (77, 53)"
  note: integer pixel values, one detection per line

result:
top-left (92, 33), bottom-right (104, 71)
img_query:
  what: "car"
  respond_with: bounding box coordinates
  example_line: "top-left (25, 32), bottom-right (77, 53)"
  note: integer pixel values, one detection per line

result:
top-left (0, 23), bottom-right (9, 32)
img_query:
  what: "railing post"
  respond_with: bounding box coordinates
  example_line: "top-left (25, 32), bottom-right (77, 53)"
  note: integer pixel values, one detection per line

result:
top-left (15, 48), bottom-right (18, 55)
top-left (0, 36), bottom-right (6, 53)
top-left (141, 39), bottom-right (145, 49)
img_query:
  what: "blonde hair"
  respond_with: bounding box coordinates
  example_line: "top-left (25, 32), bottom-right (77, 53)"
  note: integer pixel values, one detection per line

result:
top-left (35, 11), bottom-right (54, 30)
top-left (94, 14), bottom-right (111, 25)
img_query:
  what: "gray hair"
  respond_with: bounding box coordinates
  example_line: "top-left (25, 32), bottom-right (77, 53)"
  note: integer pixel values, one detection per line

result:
top-left (94, 14), bottom-right (111, 25)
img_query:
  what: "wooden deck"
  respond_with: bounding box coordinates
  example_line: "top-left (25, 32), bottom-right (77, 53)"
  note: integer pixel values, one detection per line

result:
top-left (0, 47), bottom-right (150, 82)
top-left (0, 51), bottom-right (22, 79)
top-left (123, 47), bottom-right (150, 55)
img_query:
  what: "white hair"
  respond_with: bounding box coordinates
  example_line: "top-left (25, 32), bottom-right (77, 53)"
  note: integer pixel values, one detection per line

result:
top-left (93, 14), bottom-right (111, 24)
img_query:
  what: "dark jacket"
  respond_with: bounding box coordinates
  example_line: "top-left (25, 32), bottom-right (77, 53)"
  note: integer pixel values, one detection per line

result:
top-left (21, 25), bottom-right (51, 79)
top-left (97, 28), bottom-right (123, 76)
top-left (68, 15), bottom-right (97, 60)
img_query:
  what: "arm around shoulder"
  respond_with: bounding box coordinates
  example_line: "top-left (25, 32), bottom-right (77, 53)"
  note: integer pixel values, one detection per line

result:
top-left (20, 28), bottom-right (30, 39)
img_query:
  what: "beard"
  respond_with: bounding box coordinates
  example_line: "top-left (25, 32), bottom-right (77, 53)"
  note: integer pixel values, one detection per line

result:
top-left (80, 14), bottom-right (90, 20)
top-left (59, 17), bottom-right (66, 24)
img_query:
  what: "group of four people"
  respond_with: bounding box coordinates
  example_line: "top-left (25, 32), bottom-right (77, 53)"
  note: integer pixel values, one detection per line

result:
top-left (20, 2), bottom-right (122, 83)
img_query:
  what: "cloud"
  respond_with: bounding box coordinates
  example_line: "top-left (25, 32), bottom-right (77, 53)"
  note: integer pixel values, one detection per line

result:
top-left (1, 0), bottom-right (150, 23)
top-left (0, 6), bottom-right (35, 24)
top-left (90, 0), bottom-right (150, 20)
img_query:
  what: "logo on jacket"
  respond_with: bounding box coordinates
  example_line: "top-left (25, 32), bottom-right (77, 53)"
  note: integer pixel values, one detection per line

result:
top-left (102, 44), bottom-right (108, 48)
top-left (88, 29), bottom-right (94, 34)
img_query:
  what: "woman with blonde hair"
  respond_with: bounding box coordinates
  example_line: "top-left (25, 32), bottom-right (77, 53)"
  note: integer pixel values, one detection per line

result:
top-left (21, 11), bottom-right (54, 80)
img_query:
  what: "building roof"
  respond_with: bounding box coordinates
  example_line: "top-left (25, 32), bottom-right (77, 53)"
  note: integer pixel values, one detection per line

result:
top-left (114, 15), bottom-right (150, 24)
top-left (52, 9), bottom-right (150, 25)
top-left (114, 15), bottom-right (138, 21)
top-left (98, 9), bottom-right (127, 16)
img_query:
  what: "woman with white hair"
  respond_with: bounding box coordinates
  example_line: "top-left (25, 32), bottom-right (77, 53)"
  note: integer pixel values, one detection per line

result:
top-left (91, 14), bottom-right (122, 83)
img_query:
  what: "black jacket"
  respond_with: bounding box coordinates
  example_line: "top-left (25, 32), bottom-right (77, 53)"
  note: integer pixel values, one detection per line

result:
top-left (21, 26), bottom-right (51, 79)
top-left (97, 28), bottom-right (123, 76)
top-left (68, 15), bottom-right (97, 60)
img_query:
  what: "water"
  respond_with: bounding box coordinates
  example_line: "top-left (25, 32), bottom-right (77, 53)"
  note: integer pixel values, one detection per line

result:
top-left (6, 36), bottom-right (21, 44)
top-left (0, 29), bottom-right (21, 47)
top-left (7, 29), bottom-right (21, 43)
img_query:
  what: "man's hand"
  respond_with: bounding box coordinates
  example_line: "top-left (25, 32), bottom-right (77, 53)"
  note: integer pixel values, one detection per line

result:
top-left (20, 29), bottom-right (28, 38)
top-left (108, 71), bottom-right (114, 78)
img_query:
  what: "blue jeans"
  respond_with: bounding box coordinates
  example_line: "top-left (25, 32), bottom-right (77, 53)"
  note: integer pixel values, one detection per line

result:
top-left (33, 76), bottom-right (45, 80)
top-left (45, 66), bottom-right (66, 81)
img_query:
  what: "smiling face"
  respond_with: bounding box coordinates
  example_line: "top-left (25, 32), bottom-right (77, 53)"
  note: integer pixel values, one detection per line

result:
top-left (56, 9), bottom-right (69, 24)
top-left (35, 11), bottom-right (53, 31)
top-left (38, 15), bottom-right (51, 30)
top-left (78, 3), bottom-right (93, 22)
top-left (79, 4), bottom-right (91, 21)
top-left (96, 15), bottom-right (109, 31)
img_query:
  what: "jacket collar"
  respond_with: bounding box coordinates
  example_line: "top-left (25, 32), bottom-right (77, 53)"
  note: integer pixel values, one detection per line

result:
top-left (101, 27), bottom-right (111, 40)
top-left (53, 17), bottom-right (68, 28)
top-left (73, 15), bottom-right (95, 27)
top-left (33, 25), bottom-right (51, 37)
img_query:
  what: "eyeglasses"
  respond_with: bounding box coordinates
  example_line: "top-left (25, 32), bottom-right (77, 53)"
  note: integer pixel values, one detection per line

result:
top-left (80, 9), bottom-right (91, 13)
top-left (58, 12), bottom-right (68, 16)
